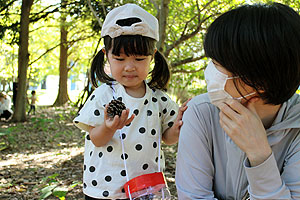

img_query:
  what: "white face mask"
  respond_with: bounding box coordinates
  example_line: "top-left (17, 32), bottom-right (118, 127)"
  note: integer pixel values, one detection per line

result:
top-left (204, 61), bottom-right (255, 107)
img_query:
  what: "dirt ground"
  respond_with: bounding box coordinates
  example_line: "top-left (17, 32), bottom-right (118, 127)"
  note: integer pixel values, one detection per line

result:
top-left (0, 106), bottom-right (178, 200)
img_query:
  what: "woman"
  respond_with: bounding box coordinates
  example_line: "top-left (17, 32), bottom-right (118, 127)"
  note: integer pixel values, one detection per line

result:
top-left (0, 92), bottom-right (13, 120)
top-left (176, 3), bottom-right (300, 199)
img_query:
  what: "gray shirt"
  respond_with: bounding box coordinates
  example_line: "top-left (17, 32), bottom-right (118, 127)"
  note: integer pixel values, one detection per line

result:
top-left (176, 93), bottom-right (300, 199)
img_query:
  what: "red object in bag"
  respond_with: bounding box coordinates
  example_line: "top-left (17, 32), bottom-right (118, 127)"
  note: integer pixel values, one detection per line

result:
top-left (124, 172), bottom-right (166, 198)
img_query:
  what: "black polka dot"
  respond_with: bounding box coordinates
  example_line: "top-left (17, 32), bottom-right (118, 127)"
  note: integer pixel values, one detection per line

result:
top-left (161, 96), bottom-right (167, 102)
top-left (163, 108), bottom-right (167, 114)
top-left (155, 157), bottom-right (158, 162)
top-left (121, 153), bottom-right (128, 160)
top-left (147, 110), bottom-right (152, 116)
top-left (151, 129), bottom-right (156, 135)
top-left (94, 109), bottom-right (100, 116)
top-left (159, 112), bottom-right (162, 117)
top-left (122, 188), bottom-right (125, 193)
top-left (92, 180), bottom-right (97, 186)
top-left (103, 104), bottom-right (106, 107)
top-left (142, 163), bottom-right (149, 170)
top-left (107, 146), bottom-right (113, 152)
top-left (103, 191), bottom-right (109, 197)
top-left (126, 122), bottom-right (131, 127)
top-left (105, 175), bottom-right (112, 182)
top-left (152, 97), bottom-right (157, 102)
top-left (99, 152), bottom-right (103, 158)
top-left (89, 166), bottom-right (95, 172)
top-left (133, 109), bottom-right (139, 116)
top-left (144, 99), bottom-right (148, 105)
top-left (90, 151), bottom-right (93, 156)
top-left (139, 127), bottom-right (146, 133)
top-left (135, 144), bottom-right (142, 151)
top-left (74, 121), bottom-right (79, 124)
top-left (120, 170), bottom-right (126, 176)
top-left (83, 183), bottom-right (87, 188)
top-left (120, 133), bottom-right (126, 140)
top-left (117, 97), bottom-right (122, 101)
top-left (170, 110), bottom-right (176, 116)
top-left (77, 113), bottom-right (80, 117)
top-left (84, 165), bottom-right (86, 171)
top-left (168, 121), bottom-right (174, 127)
top-left (153, 142), bottom-right (157, 148)
top-left (86, 134), bottom-right (90, 140)
top-left (90, 95), bottom-right (95, 101)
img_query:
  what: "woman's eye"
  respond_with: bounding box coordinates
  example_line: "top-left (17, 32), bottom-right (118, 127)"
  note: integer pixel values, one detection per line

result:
top-left (115, 58), bottom-right (124, 61)
top-left (136, 58), bottom-right (145, 61)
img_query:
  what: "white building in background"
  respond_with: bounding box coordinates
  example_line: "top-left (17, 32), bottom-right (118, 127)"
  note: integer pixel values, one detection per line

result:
top-left (32, 74), bottom-right (86, 105)
top-left (38, 74), bottom-right (86, 92)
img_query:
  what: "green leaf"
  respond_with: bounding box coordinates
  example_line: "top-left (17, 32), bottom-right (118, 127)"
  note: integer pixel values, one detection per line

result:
top-left (40, 185), bottom-right (57, 194)
top-left (53, 187), bottom-right (68, 197)
top-left (69, 182), bottom-right (79, 188)
top-left (0, 132), bottom-right (8, 136)
top-left (39, 185), bottom-right (57, 200)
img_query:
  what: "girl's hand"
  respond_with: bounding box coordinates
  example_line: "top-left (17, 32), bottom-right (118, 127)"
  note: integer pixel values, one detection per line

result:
top-left (219, 98), bottom-right (272, 166)
top-left (104, 104), bottom-right (135, 132)
top-left (173, 98), bottom-right (191, 131)
top-left (162, 98), bottom-right (191, 145)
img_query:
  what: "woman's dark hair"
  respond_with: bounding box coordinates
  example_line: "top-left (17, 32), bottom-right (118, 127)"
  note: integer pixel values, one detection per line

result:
top-left (204, 3), bottom-right (300, 105)
top-left (90, 18), bottom-right (170, 90)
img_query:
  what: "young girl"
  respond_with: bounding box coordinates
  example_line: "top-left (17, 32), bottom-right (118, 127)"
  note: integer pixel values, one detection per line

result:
top-left (74, 4), bottom-right (187, 200)
top-left (176, 2), bottom-right (300, 199)
top-left (27, 90), bottom-right (37, 115)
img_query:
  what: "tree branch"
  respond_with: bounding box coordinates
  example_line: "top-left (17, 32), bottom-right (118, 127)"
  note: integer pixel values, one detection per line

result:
top-left (29, 43), bottom-right (61, 66)
top-left (87, 0), bottom-right (103, 27)
top-left (171, 55), bottom-right (205, 68)
top-left (171, 66), bottom-right (205, 74)
top-left (164, 0), bottom-right (215, 57)
top-left (0, 0), bottom-right (17, 13)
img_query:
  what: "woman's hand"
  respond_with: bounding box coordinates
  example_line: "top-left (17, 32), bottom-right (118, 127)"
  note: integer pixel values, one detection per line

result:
top-left (218, 98), bottom-right (272, 166)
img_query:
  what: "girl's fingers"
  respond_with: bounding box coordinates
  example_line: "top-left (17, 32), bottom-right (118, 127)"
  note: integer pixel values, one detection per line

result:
top-left (126, 114), bottom-right (135, 125)
top-left (111, 115), bottom-right (120, 127)
top-left (119, 109), bottom-right (129, 122)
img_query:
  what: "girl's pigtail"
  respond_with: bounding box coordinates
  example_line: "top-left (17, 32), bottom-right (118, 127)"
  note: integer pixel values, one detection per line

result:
top-left (90, 49), bottom-right (114, 88)
top-left (148, 51), bottom-right (170, 91)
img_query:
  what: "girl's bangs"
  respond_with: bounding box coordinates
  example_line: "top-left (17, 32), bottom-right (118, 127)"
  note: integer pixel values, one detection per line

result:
top-left (112, 35), bottom-right (155, 56)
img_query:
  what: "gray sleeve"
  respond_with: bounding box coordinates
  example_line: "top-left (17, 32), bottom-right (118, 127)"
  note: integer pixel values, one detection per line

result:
top-left (245, 136), bottom-right (300, 199)
top-left (175, 101), bottom-right (217, 200)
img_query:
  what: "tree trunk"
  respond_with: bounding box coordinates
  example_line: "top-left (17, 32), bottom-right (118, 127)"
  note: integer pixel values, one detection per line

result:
top-left (12, 0), bottom-right (33, 122)
top-left (53, 0), bottom-right (69, 106)
top-left (157, 0), bottom-right (170, 53)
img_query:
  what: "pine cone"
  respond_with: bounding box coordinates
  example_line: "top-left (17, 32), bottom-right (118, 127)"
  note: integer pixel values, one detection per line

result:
top-left (107, 99), bottom-right (126, 118)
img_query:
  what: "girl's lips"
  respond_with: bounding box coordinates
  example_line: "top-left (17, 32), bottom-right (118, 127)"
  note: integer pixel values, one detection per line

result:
top-left (124, 75), bottom-right (137, 79)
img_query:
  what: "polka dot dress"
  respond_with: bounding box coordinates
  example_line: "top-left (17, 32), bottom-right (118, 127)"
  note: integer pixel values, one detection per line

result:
top-left (73, 82), bottom-right (178, 199)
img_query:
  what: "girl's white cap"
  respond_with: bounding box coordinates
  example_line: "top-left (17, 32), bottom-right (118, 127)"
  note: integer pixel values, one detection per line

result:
top-left (101, 3), bottom-right (159, 41)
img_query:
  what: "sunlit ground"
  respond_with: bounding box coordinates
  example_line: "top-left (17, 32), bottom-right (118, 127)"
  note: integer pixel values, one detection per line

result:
top-left (34, 89), bottom-right (82, 106)
top-left (0, 146), bottom-right (84, 170)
